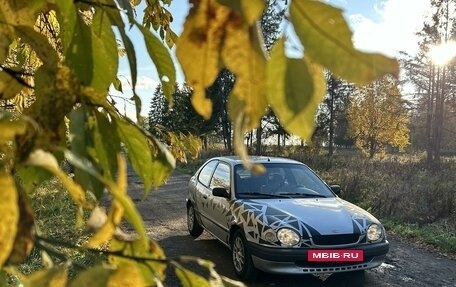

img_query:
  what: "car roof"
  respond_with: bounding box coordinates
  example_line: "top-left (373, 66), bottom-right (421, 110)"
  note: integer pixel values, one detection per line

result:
top-left (209, 156), bottom-right (303, 166)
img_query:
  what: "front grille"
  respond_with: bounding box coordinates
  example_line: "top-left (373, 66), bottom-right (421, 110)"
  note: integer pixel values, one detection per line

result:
top-left (311, 234), bottom-right (360, 246)
top-left (296, 256), bottom-right (374, 268)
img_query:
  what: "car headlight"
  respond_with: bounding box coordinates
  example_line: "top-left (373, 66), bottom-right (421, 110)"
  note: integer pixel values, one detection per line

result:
top-left (367, 224), bottom-right (383, 242)
top-left (277, 228), bottom-right (300, 246)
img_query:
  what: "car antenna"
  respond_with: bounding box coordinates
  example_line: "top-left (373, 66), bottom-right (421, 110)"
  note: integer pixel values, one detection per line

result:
top-left (267, 157), bottom-right (270, 162)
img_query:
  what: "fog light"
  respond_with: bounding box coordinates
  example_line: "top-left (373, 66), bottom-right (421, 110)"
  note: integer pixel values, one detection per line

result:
top-left (264, 230), bottom-right (276, 243)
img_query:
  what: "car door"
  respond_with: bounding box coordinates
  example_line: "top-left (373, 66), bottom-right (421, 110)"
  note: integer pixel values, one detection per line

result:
top-left (194, 160), bottom-right (218, 229)
top-left (207, 162), bottom-right (232, 244)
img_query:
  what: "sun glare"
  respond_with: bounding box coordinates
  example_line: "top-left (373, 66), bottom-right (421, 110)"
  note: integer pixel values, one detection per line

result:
top-left (428, 41), bottom-right (456, 66)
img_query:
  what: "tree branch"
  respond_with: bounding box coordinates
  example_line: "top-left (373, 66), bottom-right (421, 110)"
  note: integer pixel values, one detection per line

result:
top-left (0, 65), bottom-right (34, 89)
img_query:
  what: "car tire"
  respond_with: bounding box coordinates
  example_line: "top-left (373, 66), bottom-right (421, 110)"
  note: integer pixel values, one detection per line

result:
top-left (231, 230), bottom-right (257, 281)
top-left (187, 204), bottom-right (203, 237)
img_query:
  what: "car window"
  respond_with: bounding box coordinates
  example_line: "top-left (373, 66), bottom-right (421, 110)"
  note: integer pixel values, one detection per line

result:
top-left (210, 162), bottom-right (230, 190)
top-left (198, 160), bottom-right (218, 187)
top-left (234, 163), bottom-right (334, 198)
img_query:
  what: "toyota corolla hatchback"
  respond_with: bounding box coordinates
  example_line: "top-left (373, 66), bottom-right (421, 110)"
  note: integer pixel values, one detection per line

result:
top-left (186, 156), bottom-right (389, 280)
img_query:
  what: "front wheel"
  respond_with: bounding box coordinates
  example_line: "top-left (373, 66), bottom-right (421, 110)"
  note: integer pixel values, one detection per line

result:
top-left (231, 230), bottom-right (257, 281)
top-left (187, 204), bottom-right (203, 237)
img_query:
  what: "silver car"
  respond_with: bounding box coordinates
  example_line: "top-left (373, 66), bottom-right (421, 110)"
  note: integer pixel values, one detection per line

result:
top-left (186, 156), bottom-right (389, 280)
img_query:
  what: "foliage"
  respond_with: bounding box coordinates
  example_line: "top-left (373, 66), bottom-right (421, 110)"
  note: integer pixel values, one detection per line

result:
top-left (347, 75), bottom-right (410, 158)
top-left (401, 0), bottom-right (456, 165)
top-left (0, 0), bottom-right (398, 286)
top-left (313, 73), bottom-right (354, 151)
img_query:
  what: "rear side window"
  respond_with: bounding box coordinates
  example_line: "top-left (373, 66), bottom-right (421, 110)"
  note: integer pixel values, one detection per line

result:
top-left (210, 163), bottom-right (230, 189)
top-left (198, 160), bottom-right (218, 187)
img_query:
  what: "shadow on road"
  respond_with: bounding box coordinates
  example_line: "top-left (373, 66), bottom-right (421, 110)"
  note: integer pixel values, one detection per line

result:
top-left (159, 235), bottom-right (366, 287)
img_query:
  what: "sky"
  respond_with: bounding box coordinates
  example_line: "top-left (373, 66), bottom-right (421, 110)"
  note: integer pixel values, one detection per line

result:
top-left (112, 0), bottom-right (432, 119)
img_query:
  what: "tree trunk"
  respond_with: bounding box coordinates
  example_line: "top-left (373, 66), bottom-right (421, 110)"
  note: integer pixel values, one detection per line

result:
top-left (426, 64), bottom-right (435, 164)
top-left (255, 125), bottom-right (262, 155)
top-left (328, 90), bottom-right (335, 156)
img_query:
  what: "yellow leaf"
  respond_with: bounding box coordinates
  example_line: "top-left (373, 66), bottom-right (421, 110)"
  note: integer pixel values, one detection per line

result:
top-left (240, 0), bottom-right (265, 25)
top-left (0, 172), bottom-right (19, 268)
top-left (86, 203), bottom-right (124, 248)
top-left (218, 0), bottom-right (265, 25)
top-left (6, 191), bottom-right (35, 265)
top-left (232, 112), bottom-right (265, 175)
top-left (0, 117), bottom-right (27, 142)
top-left (107, 262), bottom-right (147, 287)
top-left (223, 13), bottom-right (267, 131)
top-left (0, 72), bottom-right (25, 101)
top-left (176, 0), bottom-right (231, 119)
top-left (175, 267), bottom-right (211, 287)
top-left (68, 265), bottom-right (110, 287)
top-left (22, 266), bottom-right (67, 287)
top-left (267, 40), bottom-right (326, 139)
top-left (109, 238), bottom-right (166, 285)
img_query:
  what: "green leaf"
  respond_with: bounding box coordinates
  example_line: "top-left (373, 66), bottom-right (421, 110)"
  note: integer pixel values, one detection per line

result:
top-left (148, 135), bottom-right (175, 192)
top-left (65, 14), bottom-right (93, 85)
top-left (267, 39), bottom-right (326, 139)
top-left (16, 166), bottom-right (53, 193)
top-left (69, 107), bottom-right (104, 199)
top-left (130, 94), bottom-right (142, 125)
top-left (290, 0), bottom-right (399, 85)
top-left (114, 116), bottom-right (154, 192)
top-left (65, 10), bottom-right (118, 93)
top-left (0, 171), bottom-right (19, 268)
top-left (116, 0), bottom-right (135, 24)
top-left (56, 0), bottom-right (77, 53)
top-left (136, 23), bottom-right (176, 103)
top-left (113, 77), bottom-right (123, 92)
top-left (89, 10), bottom-right (119, 93)
top-left (0, 270), bottom-right (8, 287)
top-left (88, 110), bottom-right (120, 182)
top-left (106, 10), bottom-right (138, 108)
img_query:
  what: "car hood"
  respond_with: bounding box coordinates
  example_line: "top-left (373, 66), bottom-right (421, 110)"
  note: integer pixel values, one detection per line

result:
top-left (236, 197), bottom-right (380, 236)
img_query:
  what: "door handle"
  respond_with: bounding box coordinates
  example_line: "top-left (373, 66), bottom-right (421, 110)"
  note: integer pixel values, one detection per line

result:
top-left (203, 195), bottom-right (208, 199)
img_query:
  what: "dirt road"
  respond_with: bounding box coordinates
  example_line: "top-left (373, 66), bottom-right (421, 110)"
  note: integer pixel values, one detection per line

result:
top-left (125, 170), bottom-right (456, 287)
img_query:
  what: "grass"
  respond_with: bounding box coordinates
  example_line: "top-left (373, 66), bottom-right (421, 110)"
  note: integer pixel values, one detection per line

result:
top-left (383, 219), bottom-right (456, 256)
top-left (16, 178), bottom-right (103, 280)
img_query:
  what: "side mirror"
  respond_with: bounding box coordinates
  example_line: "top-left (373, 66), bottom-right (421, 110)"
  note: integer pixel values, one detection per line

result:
top-left (330, 185), bottom-right (342, 195)
top-left (212, 187), bottom-right (230, 198)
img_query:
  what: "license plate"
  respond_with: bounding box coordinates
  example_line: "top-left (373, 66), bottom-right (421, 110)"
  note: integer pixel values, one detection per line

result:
top-left (308, 250), bottom-right (364, 262)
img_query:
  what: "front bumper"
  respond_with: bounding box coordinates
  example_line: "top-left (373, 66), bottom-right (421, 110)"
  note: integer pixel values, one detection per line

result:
top-left (248, 240), bottom-right (389, 274)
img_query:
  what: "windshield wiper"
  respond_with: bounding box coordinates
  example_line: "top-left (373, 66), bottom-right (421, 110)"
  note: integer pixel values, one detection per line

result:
top-left (279, 193), bottom-right (327, 198)
top-left (236, 192), bottom-right (291, 198)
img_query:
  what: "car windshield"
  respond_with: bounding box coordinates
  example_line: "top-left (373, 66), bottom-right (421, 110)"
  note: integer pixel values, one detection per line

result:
top-left (234, 163), bottom-right (334, 199)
